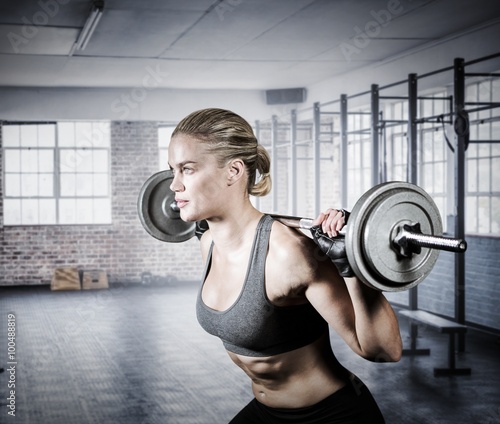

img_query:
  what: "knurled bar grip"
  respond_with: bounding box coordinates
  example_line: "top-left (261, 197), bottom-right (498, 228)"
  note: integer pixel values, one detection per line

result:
top-left (399, 228), bottom-right (467, 253)
top-left (270, 215), bottom-right (313, 230)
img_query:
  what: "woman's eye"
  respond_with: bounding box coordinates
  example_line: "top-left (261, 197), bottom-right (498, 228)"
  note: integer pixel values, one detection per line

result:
top-left (182, 167), bottom-right (193, 174)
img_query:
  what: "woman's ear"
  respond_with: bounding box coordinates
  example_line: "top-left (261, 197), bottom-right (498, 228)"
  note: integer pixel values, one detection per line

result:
top-left (227, 159), bottom-right (246, 186)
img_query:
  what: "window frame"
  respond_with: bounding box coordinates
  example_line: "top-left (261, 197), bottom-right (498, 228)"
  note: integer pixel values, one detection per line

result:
top-left (2, 120), bottom-right (112, 226)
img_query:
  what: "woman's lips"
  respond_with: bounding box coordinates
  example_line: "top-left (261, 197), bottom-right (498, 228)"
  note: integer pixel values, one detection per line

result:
top-left (175, 199), bottom-right (188, 208)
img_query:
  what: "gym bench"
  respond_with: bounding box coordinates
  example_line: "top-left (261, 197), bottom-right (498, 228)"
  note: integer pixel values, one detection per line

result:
top-left (399, 309), bottom-right (471, 376)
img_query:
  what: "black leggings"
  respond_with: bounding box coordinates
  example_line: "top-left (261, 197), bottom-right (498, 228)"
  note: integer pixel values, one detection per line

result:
top-left (229, 376), bottom-right (385, 424)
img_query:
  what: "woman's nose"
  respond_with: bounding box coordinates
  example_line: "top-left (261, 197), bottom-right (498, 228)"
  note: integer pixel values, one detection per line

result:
top-left (169, 173), bottom-right (184, 192)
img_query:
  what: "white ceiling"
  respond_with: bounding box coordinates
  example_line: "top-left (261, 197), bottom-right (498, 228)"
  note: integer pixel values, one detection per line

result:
top-left (0, 0), bottom-right (500, 91)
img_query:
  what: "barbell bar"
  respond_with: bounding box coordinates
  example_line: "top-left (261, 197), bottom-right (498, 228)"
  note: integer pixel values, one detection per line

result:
top-left (137, 170), bottom-right (467, 292)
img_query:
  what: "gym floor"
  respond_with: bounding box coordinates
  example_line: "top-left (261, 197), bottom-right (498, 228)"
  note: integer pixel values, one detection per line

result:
top-left (0, 282), bottom-right (498, 424)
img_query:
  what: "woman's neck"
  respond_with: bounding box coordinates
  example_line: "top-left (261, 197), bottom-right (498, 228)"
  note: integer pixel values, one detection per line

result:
top-left (207, 205), bottom-right (263, 252)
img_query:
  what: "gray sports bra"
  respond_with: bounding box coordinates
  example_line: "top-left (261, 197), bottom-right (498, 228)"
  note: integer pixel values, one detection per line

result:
top-left (196, 214), bottom-right (328, 357)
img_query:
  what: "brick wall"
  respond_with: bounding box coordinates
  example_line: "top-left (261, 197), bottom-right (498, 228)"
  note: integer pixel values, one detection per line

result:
top-left (418, 233), bottom-right (500, 331)
top-left (0, 121), bottom-right (204, 286)
top-left (386, 230), bottom-right (500, 332)
top-left (1, 120), bottom-right (499, 332)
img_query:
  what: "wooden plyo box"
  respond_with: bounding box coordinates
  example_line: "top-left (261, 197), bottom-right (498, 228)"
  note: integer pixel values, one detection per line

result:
top-left (82, 270), bottom-right (109, 290)
top-left (51, 267), bottom-right (81, 291)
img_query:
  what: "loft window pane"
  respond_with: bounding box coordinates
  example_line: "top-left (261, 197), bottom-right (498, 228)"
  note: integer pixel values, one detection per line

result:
top-left (434, 133), bottom-right (445, 161)
top-left (99, 122), bottom-right (111, 147)
top-left (21, 199), bottom-right (38, 225)
top-left (467, 160), bottom-right (477, 192)
top-left (75, 149), bottom-right (93, 172)
top-left (20, 125), bottom-right (38, 147)
top-left (75, 122), bottom-right (93, 148)
top-left (466, 84), bottom-right (477, 102)
top-left (3, 199), bottom-right (21, 225)
top-left (60, 174), bottom-right (76, 196)
top-left (467, 142), bottom-right (478, 159)
top-left (39, 174), bottom-right (54, 197)
top-left (478, 196), bottom-right (490, 233)
top-left (363, 140), bottom-right (372, 167)
top-left (466, 197), bottom-right (477, 233)
top-left (94, 198), bottom-right (111, 223)
top-left (492, 197), bottom-right (500, 233)
top-left (5, 174), bottom-right (21, 196)
top-left (91, 122), bottom-right (111, 148)
top-left (422, 133), bottom-right (433, 162)
top-left (39, 199), bottom-right (56, 224)
top-left (76, 174), bottom-right (93, 196)
top-left (158, 127), bottom-right (174, 148)
top-left (491, 157), bottom-right (500, 192)
top-left (4, 149), bottom-right (21, 172)
top-left (434, 163), bottom-right (445, 192)
top-left (2, 126), bottom-right (20, 146)
top-left (38, 124), bottom-right (56, 147)
top-left (492, 121), bottom-right (500, 141)
top-left (59, 149), bottom-right (79, 173)
top-left (477, 158), bottom-right (490, 192)
top-left (347, 143), bottom-right (355, 164)
top-left (422, 99), bottom-right (432, 117)
top-left (76, 199), bottom-right (93, 224)
top-left (493, 79), bottom-right (500, 102)
top-left (58, 122), bottom-right (75, 147)
top-left (159, 149), bottom-right (168, 170)
top-left (422, 164), bottom-right (433, 190)
top-left (478, 141), bottom-right (490, 158)
top-left (38, 149), bottom-right (54, 172)
top-left (434, 97), bottom-right (445, 116)
top-left (21, 149), bottom-right (38, 172)
top-left (93, 174), bottom-right (108, 196)
top-left (59, 199), bottom-right (76, 224)
top-left (478, 81), bottom-right (491, 102)
top-left (93, 150), bottom-right (108, 172)
top-left (21, 174), bottom-right (38, 196)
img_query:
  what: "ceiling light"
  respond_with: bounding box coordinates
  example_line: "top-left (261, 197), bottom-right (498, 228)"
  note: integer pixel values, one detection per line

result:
top-left (69, 1), bottom-right (104, 56)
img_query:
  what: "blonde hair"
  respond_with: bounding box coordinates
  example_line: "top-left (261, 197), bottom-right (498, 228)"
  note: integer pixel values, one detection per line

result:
top-left (172, 108), bottom-right (271, 197)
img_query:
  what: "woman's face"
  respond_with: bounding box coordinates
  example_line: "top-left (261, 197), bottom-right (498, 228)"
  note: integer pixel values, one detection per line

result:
top-left (168, 133), bottom-right (228, 222)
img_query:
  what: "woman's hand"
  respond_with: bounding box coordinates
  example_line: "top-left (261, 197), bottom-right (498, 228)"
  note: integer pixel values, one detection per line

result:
top-left (311, 208), bottom-right (348, 237)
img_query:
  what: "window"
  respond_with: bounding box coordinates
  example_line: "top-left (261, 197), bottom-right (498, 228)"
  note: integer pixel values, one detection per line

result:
top-left (2, 121), bottom-right (111, 225)
top-left (417, 92), bottom-right (449, 228)
top-left (347, 108), bottom-right (371, 207)
top-left (465, 78), bottom-right (500, 234)
top-left (384, 100), bottom-right (408, 183)
top-left (158, 126), bottom-right (175, 171)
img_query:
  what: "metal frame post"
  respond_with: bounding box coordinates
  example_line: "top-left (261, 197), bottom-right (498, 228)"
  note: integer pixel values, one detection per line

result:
top-left (408, 73), bottom-right (419, 314)
top-left (371, 84), bottom-right (380, 186)
top-left (271, 115), bottom-right (278, 212)
top-left (290, 110), bottom-right (298, 215)
top-left (453, 58), bottom-right (467, 351)
top-left (408, 73), bottom-right (418, 184)
top-left (254, 120), bottom-right (261, 210)
top-left (340, 94), bottom-right (348, 207)
top-left (407, 73), bottom-right (420, 347)
top-left (313, 102), bottom-right (321, 216)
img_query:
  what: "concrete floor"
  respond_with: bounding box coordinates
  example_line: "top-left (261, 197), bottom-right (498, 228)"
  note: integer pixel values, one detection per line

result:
top-left (0, 282), bottom-right (498, 424)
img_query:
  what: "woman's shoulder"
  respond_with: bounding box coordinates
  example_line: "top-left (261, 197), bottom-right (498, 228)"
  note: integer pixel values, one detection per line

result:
top-left (268, 219), bottom-right (319, 276)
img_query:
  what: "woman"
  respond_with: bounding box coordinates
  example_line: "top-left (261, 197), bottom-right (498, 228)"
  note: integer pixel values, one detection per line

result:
top-left (168, 108), bottom-right (402, 423)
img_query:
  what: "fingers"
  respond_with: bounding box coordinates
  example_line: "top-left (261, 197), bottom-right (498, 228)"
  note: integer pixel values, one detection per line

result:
top-left (312, 208), bottom-right (347, 238)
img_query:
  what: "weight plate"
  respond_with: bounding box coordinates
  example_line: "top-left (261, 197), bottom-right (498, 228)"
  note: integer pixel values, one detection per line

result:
top-left (137, 170), bottom-right (196, 242)
top-left (346, 182), bottom-right (442, 292)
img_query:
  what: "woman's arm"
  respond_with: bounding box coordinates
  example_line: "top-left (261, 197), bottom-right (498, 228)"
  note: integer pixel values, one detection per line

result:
top-left (305, 261), bottom-right (403, 362)
top-left (304, 254), bottom-right (402, 362)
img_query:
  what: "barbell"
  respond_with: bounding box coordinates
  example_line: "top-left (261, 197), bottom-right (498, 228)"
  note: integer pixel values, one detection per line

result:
top-left (137, 170), bottom-right (467, 292)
